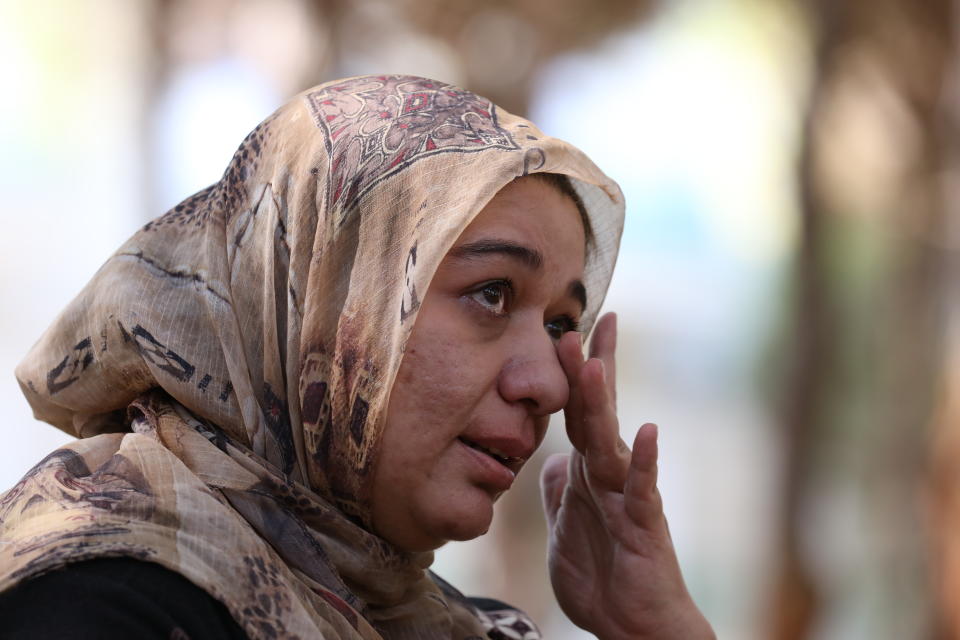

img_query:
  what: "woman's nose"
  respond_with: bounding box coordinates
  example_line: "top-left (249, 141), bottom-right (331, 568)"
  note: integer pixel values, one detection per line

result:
top-left (497, 327), bottom-right (569, 416)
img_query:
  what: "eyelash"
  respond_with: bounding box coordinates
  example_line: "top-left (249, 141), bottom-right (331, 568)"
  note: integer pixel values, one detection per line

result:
top-left (465, 279), bottom-right (580, 340)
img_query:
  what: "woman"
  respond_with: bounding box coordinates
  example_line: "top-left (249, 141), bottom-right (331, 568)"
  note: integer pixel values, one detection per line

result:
top-left (0, 75), bottom-right (713, 638)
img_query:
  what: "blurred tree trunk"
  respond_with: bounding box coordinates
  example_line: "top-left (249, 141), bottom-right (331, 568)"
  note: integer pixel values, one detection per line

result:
top-left (770, 0), bottom-right (955, 637)
top-left (766, 61), bottom-right (831, 640)
top-left (929, 329), bottom-right (960, 639)
top-left (927, 16), bottom-right (960, 636)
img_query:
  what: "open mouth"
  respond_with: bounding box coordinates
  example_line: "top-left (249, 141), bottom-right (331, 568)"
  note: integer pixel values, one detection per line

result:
top-left (458, 436), bottom-right (518, 468)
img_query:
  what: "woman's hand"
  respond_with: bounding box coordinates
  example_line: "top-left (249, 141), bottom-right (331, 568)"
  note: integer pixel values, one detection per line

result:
top-left (540, 313), bottom-right (715, 640)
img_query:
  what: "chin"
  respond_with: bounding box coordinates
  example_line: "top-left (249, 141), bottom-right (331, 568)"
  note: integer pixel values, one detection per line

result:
top-left (392, 518), bottom-right (492, 553)
top-left (376, 482), bottom-right (500, 552)
top-left (423, 490), bottom-right (496, 546)
top-left (442, 518), bottom-right (491, 543)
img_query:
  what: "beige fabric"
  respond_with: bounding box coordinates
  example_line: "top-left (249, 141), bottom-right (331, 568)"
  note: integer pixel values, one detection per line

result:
top-left (2, 75), bottom-right (624, 638)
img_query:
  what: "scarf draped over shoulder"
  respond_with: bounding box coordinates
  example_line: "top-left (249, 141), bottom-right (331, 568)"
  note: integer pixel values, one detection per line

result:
top-left (1, 75), bottom-right (624, 639)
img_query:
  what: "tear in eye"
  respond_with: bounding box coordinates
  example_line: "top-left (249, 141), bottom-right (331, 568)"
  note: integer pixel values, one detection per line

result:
top-left (545, 316), bottom-right (580, 341)
top-left (482, 284), bottom-right (502, 305)
top-left (468, 280), bottom-right (511, 316)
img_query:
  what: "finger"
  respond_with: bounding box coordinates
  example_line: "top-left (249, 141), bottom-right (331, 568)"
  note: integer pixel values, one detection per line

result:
top-left (623, 423), bottom-right (665, 527)
top-left (557, 331), bottom-right (589, 452)
top-left (556, 329), bottom-right (585, 387)
top-left (588, 312), bottom-right (617, 407)
top-left (539, 453), bottom-right (571, 530)
top-left (559, 327), bottom-right (629, 486)
top-left (578, 357), bottom-right (630, 490)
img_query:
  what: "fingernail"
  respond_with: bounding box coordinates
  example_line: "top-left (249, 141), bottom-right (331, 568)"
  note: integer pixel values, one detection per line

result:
top-left (597, 359), bottom-right (606, 380)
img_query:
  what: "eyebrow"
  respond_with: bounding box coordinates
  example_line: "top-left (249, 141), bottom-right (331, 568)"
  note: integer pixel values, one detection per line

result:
top-left (449, 238), bottom-right (588, 312)
top-left (570, 280), bottom-right (587, 312)
top-left (449, 239), bottom-right (543, 269)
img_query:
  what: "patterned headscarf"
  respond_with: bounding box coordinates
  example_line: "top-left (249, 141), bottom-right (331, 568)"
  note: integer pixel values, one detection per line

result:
top-left (1, 75), bottom-right (624, 639)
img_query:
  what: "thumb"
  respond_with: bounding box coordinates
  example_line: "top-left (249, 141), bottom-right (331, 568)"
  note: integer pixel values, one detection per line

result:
top-left (540, 453), bottom-right (570, 530)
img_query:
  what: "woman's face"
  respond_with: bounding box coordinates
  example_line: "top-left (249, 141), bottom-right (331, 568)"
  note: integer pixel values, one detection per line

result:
top-left (371, 176), bottom-right (587, 551)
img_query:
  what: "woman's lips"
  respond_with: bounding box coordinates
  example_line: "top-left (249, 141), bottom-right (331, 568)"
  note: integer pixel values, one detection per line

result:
top-left (457, 436), bottom-right (524, 490)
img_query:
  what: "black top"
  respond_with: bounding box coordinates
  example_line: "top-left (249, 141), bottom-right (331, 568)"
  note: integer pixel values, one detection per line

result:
top-left (0, 558), bottom-right (248, 639)
top-left (0, 558), bottom-right (526, 639)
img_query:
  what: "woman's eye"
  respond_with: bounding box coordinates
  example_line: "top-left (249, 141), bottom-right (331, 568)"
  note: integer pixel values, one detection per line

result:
top-left (468, 281), bottom-right (510, 315)
top-left (545, 316), bottom-right (580, 341)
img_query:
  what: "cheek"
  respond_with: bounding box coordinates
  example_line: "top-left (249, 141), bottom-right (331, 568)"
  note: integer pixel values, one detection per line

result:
top-left (377, 340), bottom-right (480, 486)
top-left (392, 329), bottom-right (496, 425)
top-left (391, 344), bottom-right (458, 424)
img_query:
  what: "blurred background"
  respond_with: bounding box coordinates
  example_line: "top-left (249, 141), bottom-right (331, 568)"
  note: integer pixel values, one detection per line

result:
top-left (1, 0), bottom-right (958, 637)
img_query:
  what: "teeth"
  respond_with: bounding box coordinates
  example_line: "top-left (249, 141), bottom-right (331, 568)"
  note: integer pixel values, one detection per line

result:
top-left (486, 445), bottom-right (510, 459)
top-left (460, 437), bottom-right (516, 464)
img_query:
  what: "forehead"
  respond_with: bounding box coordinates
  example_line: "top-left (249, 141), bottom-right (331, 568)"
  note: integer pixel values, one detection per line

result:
top-left (456, 178), bottom-right (586, 266)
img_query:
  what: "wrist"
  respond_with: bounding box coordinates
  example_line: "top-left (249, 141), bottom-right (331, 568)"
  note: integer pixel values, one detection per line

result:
top-left (594, 604), bottom-right (715, 640)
